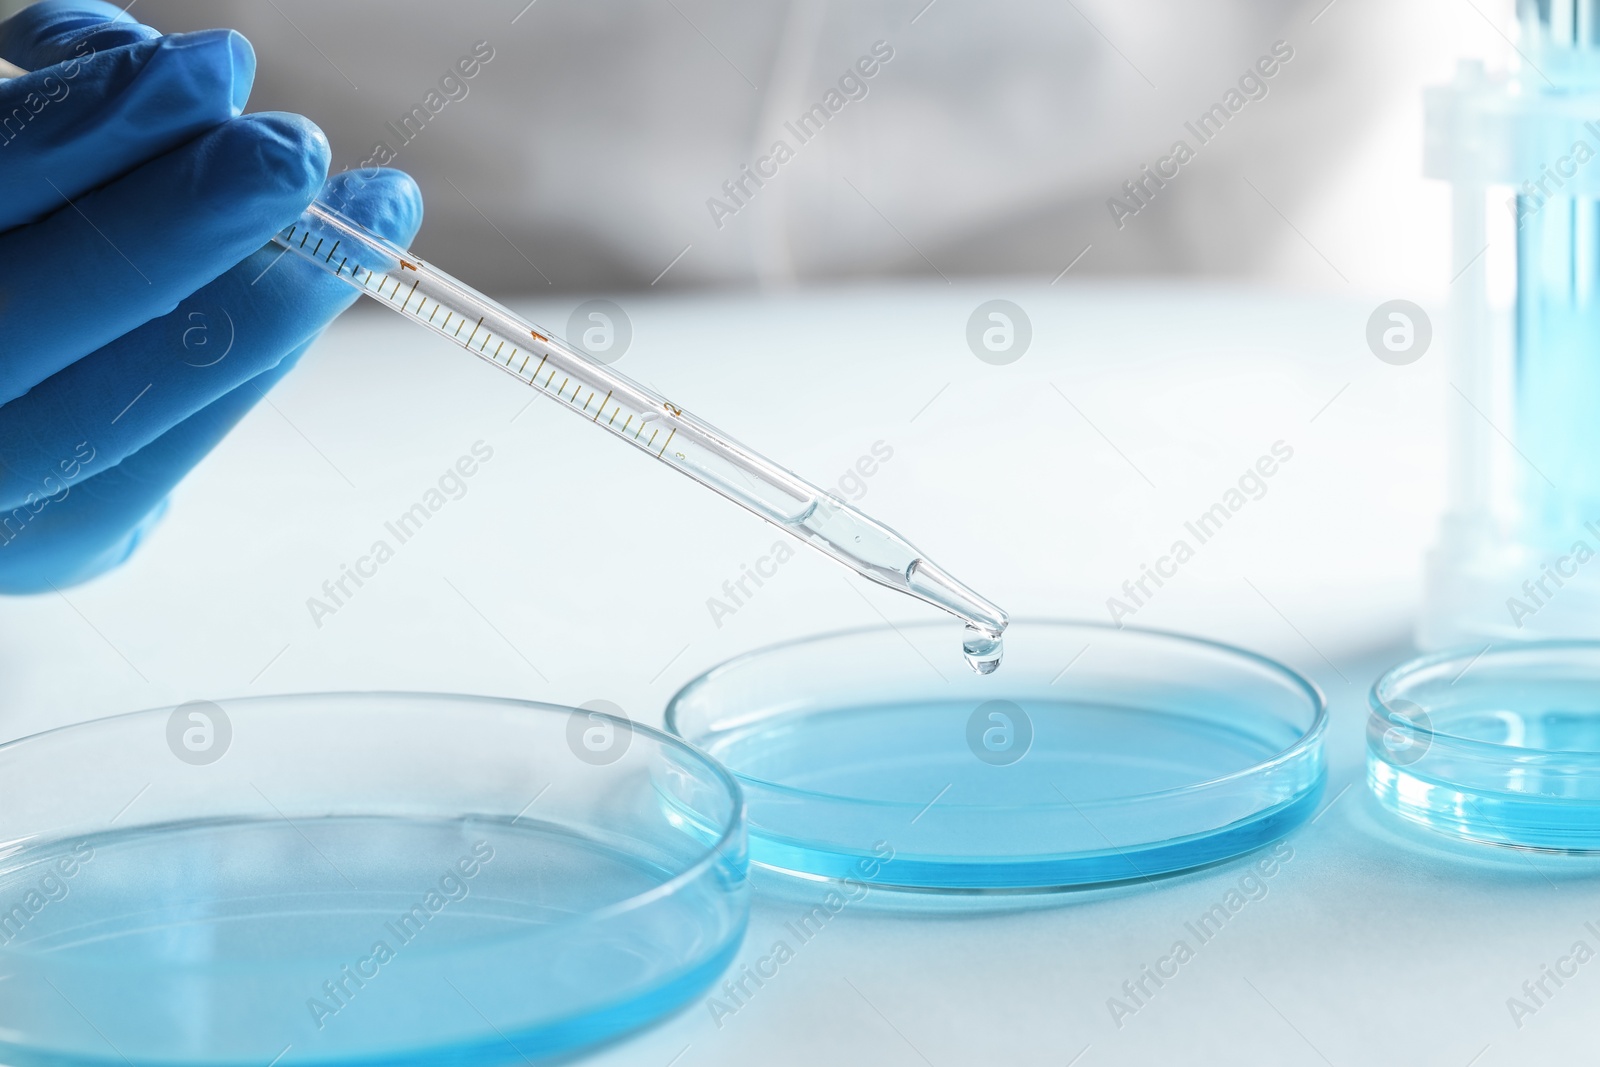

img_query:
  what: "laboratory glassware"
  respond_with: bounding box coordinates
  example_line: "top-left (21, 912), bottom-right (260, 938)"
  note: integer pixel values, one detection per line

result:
top-left (668, 620), bottom-right (1326, 897)
top-left (1371, 642), bottom-right (1600, 851)
top-left (273, 201), bottom-right (1008, 671)
top-left (0, 693), bottom-right (747, 1065)
top-left (1423, 0), bottom-right (1600, 644)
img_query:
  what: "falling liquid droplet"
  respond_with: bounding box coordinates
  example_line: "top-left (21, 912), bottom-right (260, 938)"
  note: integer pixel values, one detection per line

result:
top-left (962, 625), bottom-right (1004, 675)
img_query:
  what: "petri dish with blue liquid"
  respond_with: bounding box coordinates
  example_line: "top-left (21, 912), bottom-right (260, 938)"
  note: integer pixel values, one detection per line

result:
top-left (0, 693), bottom-right (747, 1067)
top-left (668, 620), bottom-right (1326, 895)
top-left (1370, 641), bottom-right (1600, 851)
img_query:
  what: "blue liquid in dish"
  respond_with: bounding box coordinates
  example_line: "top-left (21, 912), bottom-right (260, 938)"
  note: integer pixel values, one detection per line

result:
top-left (704, 697), bottom-right (1323, 890)
top-left (0, 815), bottom-right (744, 1066)
top-left (1370, 675), bottom-right (1600, 851)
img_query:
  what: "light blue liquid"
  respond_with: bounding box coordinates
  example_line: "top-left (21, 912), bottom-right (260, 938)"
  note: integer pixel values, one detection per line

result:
top-left (1370, 676), bottom-right (1600, 851)
top-left (706, 698), bottom-right (1321, 890)
top-left (1516, 193), bottom-right (1600, 543)
top-left (0, 815), bottom-right (743, 1066)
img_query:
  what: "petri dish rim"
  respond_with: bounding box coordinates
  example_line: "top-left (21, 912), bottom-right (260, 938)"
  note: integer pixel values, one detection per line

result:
top-left (0, 690), bottom-right (748, 940)
top-left (666, 618), bottom-right (1328, 812)
top-left (1370, 641), bottom-right (1600, 763)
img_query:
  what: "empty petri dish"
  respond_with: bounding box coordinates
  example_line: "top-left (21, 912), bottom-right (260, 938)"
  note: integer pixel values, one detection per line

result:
top-left (0, 693), bottom-right (747, 1067)
top-left (666, 620), bottom-right (1325, 895)
top-left (1370, 642), bottom-right (1600, 850)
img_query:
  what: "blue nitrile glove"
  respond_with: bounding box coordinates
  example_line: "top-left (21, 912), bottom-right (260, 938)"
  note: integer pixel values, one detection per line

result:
top-left (0, 1), bottom-right (422, 592)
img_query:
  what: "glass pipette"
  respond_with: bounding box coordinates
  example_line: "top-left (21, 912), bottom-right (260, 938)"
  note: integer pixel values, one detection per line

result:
top-left (277, 198), bottom-right (1009, 671)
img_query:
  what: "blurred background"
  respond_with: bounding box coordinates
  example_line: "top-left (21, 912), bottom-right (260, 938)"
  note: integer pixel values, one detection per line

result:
top-left (7, 0), bottom-right (1519, 297)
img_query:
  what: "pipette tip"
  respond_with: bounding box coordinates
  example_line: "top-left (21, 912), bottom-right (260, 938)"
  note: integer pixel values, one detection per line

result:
top-left (906, 558), bottom-right (1008, 673)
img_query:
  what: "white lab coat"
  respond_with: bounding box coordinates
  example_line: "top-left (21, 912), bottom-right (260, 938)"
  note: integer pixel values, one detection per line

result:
top-left (108, 0), bottom-right (1386, 292)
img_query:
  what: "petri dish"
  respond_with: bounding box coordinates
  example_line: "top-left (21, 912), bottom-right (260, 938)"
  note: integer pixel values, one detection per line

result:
top-left (0, 693), bottom-right (747, 1067)
top-left (1369, 642), bottom-right (1600, 850)
top-left (666, 620), bottom-right (1326, 894)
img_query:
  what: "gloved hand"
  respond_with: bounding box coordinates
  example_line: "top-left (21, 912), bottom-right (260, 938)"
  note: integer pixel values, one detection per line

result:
top-left (0, 0), bottom-right (421, 592)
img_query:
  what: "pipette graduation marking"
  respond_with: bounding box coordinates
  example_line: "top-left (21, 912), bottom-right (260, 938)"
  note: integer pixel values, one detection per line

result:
top-left (276, 201), bottom-right (1007, 670)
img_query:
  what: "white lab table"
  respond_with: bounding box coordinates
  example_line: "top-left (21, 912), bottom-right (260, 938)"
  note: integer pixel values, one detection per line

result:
top-left (0, 281), bottom-right (1569, 1066)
